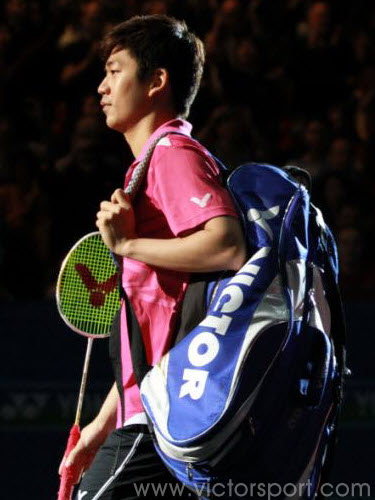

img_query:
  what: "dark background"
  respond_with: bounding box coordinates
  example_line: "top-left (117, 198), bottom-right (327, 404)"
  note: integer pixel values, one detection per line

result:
top-left (0, 0), bottom-right (374, 498)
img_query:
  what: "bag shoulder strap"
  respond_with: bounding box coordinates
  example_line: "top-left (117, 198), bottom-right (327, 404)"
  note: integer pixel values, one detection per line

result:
top-left (125, 131), bottom-right (183, 199)
top-left (122, 130), bottom-right (190, 388)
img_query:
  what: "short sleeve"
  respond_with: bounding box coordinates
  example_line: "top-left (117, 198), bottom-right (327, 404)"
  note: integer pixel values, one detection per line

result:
top-left (150, 142), bottom-right (238, 236)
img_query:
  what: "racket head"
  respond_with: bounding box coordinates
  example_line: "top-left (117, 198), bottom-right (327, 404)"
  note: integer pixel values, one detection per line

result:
top-left (56, 232), bottom-right (120, 338)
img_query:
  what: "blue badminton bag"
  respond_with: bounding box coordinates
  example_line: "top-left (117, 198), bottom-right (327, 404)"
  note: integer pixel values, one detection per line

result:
top-left (130, 163), bottom-right (346, 499)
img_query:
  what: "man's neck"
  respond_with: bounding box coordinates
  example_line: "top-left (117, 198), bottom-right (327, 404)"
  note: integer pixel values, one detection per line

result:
top-left (124, 111), bottom-right (178, 158)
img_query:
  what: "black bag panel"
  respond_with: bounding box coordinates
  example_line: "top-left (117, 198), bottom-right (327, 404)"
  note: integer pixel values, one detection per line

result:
top-left (173, 277), bottom-right (209, 346)
top-left (109, 307), bottom-right (124, 421)
top-left (172, 270), bottom-right (235, 346)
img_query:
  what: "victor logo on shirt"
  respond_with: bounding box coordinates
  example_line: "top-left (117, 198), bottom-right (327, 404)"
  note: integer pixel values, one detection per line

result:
top-left (190, 193), bottom-right (212, 208)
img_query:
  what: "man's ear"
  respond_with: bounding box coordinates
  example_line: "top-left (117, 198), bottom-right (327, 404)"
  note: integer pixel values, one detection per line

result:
top-left (148, 68), bottom-right (169, 97)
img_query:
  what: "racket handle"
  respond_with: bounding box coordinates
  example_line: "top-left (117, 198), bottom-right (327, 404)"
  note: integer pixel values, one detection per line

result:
top-left (57, 424), bottom-right (81, 500)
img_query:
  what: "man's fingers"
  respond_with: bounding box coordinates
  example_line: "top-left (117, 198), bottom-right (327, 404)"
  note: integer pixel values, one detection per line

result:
top-left (58, 440), bottom-right (81, 475)
top-left (58, 456), bottom-right (66, 475)
top-left (95, 217), bottom-right (108, 231)
top-left (64, 446), bottom-right (78, 468)
top-left (100, 194), bottom-right (131, 215)
top-left (99, 201), bottom-right (124, 213)
top-left (61, 444), bottom-right (95, 484)
top-left (97, 210), bottom-right (114, 221)
top-left (100, 201), bottom-right (114, 211)
top-left (96, 210), bottom-right (124, 225)
top-left (58, 443), bottom-right (79, 475)
top-left (111, 189), bottom-right (131, 208)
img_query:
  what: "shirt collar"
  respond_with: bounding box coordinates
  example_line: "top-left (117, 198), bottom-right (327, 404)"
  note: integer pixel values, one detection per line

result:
top-left (134, 118), bottom-right (193, 165)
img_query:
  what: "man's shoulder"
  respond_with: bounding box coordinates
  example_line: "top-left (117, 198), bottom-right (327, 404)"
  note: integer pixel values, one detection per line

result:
top-left (152, 133), bottom-right (214, 166)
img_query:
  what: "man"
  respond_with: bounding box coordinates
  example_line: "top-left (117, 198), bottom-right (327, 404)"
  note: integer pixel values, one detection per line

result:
top-left (59, 15), bottom-right (246, 499)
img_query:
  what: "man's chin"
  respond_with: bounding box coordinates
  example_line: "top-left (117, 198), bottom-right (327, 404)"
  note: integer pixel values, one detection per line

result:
top-left (106, 117), bottom-right (125, 133)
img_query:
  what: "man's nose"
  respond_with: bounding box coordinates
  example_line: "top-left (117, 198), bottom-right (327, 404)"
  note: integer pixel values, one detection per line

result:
top-left (98, 76), bottom-right (108, 95)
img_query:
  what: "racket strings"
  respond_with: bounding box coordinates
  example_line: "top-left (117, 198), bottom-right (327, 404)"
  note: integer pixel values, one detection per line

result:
top-left (59, 234), bottom-right (120, 337)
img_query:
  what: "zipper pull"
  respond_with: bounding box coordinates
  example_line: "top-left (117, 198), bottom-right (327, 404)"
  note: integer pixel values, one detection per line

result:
top-left (248, 416), bottom-right (256, 436)
top-left (187, 463), bottom-right (194, 481)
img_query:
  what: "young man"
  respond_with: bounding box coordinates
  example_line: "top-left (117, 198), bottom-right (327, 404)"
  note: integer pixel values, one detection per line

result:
top-left (59, 15), bottom-right (246, 499)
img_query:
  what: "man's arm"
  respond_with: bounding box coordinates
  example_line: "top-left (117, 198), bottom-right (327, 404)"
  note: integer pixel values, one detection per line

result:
top-left (123, 215), bottom-right (246, 272)
top-left (59, 383), bottom-right (119, 480)
top-left (96, 189), bottom-right (247, 272)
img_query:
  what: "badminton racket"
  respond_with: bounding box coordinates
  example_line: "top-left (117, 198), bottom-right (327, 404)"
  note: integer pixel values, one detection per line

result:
top-left (56, 231), bottom-right (120, 500)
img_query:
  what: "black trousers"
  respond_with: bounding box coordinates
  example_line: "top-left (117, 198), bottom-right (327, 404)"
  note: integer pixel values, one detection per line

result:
top-left (74, 425), bottom-right (195, 500)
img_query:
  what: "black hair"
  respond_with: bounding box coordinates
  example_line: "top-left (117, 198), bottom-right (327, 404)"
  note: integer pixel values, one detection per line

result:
top-left (100, 15), bottom-right (205, 118)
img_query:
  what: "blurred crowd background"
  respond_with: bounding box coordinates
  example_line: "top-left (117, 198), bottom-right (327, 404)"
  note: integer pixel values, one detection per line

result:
top-left (0, 0), bottom-right (374, 300)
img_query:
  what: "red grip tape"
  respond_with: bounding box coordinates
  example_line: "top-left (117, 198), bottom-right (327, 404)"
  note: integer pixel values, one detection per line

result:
top-left (57, 424), bottom-right (81, 500)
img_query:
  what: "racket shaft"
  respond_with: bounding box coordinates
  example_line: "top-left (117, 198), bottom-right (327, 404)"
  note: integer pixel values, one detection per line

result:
top-left (75, 338), bottom-right (93, 424)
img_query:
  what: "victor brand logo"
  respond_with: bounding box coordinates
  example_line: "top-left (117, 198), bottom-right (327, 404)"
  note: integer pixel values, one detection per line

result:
top-left (179, 246), bottom-right (271, 400)
top-left (190, 193), bottom-right (212, 208)
top-left (75, 263), bottom-right (118, 308)
top-left (247, 205), bottom-right (280, 241)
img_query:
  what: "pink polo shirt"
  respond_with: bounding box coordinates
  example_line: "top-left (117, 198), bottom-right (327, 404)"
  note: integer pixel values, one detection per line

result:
top-left (117, 119), bottom-right (238, 426)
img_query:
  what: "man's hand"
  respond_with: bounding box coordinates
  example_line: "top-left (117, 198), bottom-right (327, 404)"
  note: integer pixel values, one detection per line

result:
top-left (96, 189), bottom-right (136, 255)
top-left (58, 419), bottom-right (107, 483)
top-left (58, 383), bottom-right (118, 483)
